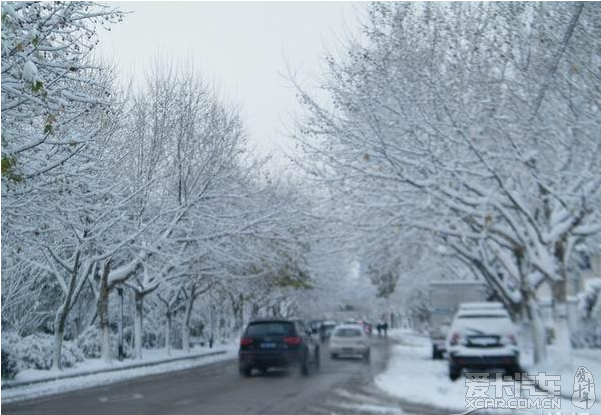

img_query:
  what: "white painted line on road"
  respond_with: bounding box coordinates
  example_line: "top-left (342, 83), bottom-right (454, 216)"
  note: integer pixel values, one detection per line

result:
top-left (99, 392), bottom-right (143, 403)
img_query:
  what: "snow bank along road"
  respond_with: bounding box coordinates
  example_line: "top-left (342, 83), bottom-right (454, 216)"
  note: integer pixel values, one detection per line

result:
top-left (2, 337), bottom-right (417, 415)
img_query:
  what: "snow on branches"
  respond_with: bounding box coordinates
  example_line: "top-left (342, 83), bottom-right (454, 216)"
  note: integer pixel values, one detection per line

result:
top-left (293, 2), bottom-right (601, 362)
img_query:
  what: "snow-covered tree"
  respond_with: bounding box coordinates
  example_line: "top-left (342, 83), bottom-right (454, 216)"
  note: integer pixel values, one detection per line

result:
top-left (1, 2), bottom-right (123, 181)
top-left (293, 2), bottom-right (601, 363)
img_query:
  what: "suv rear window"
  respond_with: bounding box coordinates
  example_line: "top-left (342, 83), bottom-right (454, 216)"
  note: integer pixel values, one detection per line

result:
top-left (245, 322), bottom-right (294, 336)
top-left (333, 328), bottom-right (363, 337)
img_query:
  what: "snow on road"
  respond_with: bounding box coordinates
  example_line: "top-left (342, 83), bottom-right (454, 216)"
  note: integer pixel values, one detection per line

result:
top-left (375, 329), bottom-right (471, 412)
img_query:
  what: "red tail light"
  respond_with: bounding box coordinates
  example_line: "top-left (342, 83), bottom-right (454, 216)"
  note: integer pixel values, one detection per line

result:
top-left (450, 332), bottom-right (460, 345)
top-left (283, 336), bottom-right (302, 345)
top-left (240, 337), bottom-right (253, 346)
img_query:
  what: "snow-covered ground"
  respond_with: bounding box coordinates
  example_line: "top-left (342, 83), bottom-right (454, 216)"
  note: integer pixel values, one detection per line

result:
top-left (375, 329), bottom-right (601, 415)
top-left (1, 344), bottom-right (238, 404)
top-left (522, 345), bottom-right (601, 411)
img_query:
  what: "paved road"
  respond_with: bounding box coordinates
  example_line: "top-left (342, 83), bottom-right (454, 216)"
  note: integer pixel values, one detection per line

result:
top-left (3, 337), bottom-right (414, 415)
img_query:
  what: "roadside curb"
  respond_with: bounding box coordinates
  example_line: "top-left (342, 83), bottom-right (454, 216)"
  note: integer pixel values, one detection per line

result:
top-left (1, 349), bottom-right (228, 390)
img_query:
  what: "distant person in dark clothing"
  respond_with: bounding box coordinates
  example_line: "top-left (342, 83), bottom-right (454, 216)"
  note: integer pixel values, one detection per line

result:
top-left (319, 323), bottom-right (326, 342)
top-left (383, 322), bottom-right (388, 337)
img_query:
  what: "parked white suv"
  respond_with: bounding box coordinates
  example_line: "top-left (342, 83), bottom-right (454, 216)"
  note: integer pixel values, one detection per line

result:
top-left (329, 324), bottom-right (370, 361)
top-left (446, 305), bottom-right (519, 380)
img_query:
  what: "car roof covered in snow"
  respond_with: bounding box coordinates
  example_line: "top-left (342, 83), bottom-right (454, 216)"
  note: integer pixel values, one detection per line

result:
top-left (458, 302), bottom-right (505, 310)
top-left (455, 308), bottom-right (509, 318)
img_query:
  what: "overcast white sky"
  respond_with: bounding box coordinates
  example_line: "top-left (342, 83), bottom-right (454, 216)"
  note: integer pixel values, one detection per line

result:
top-left (97, 1), bottom-right (363, 170)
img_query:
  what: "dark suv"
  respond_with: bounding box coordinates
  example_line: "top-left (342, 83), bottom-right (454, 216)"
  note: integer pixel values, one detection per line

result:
top-left (238, 319), bottom-right (320, 376)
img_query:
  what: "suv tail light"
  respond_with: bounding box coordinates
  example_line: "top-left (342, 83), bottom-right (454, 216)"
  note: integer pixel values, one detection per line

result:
top-left (240, 337), bottom-right (253, 346)
top-left (450, 332), bottom-right (461, 346)
top-left (283, 336), bottom-right (302, 345)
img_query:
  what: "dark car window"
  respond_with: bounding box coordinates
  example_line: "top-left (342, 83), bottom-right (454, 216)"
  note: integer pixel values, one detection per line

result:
top-left (245, 322), bottom-right (294, 336)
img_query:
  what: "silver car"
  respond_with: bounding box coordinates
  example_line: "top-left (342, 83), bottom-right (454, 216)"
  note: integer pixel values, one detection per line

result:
top-left (329, 324), bottom-right (370, 361)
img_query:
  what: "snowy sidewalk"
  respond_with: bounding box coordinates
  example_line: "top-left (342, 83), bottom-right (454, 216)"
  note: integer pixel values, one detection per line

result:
top-left (521, 346), bottom-right (601, 402)
top-left (1, 345), bottom-right (238, 404)
top-left (374, 329), bottom-right (601, 415)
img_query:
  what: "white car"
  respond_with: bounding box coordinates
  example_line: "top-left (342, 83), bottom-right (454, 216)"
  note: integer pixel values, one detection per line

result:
top-left (446, 307), bottom-right (519, 381)
top-left (329, 324), bottom-right (370, 361)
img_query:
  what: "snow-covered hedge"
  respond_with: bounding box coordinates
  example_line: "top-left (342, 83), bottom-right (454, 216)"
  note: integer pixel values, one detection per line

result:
top-left (1, 349), bottom-right (18, 380)
top-left (572, 328), bottom-right (601, 349)
top-left (76, 326), bottom-right (132, 359)
top-left (1, 331), bottom-right (84, 377)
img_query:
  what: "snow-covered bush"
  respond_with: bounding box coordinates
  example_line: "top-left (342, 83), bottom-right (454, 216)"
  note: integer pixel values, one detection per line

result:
top-left (573, 278), bottom-right (601, 348)
top-left (142, 331), bottom-right (160, 349)
top-left (572, 327), bottom-right (601, 349)
top-left (76, 326), bottom-right (132, 359)
top-left (1, 331), bottom-right (84, 373)
top-left (1, 349), bottom-right (18, 379)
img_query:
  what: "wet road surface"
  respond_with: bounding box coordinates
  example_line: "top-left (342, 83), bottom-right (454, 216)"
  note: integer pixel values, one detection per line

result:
top-left (3, 336), bottom-right (449, 415)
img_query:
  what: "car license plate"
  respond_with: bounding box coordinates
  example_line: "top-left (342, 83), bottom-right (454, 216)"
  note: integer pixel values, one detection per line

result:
top-left (470, 336), bottom-right (497, 346)
top-left (261, 342), bottom-right (276, 348)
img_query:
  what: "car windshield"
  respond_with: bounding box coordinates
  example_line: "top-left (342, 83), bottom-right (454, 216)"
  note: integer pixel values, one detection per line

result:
top-left (333, 328), bottom-right (363, 337)
top-left (245, 322), bottom-right (294, 336)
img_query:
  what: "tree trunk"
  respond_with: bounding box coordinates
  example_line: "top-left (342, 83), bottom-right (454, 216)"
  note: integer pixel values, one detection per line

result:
top-left (134, 291), bottom-right (144, 359)
top-left (165, 310), bottom-right (172, 356)
top-left (251, 303), bottom-right (260, 319)
top-left (552, 280), bottom-right (572, 366)
top-left (52, 252), bottom-right (81, 370)
top-left (98, 261), bottom-right (111, 364)
top-left (182, 286), bottom-right (195, 353)
top-left (231, 294), bottom-right (244, 337)
top-left (52, 304), bottom-right (67, 370)
top-left (527, 298), bottom-right (547, 365)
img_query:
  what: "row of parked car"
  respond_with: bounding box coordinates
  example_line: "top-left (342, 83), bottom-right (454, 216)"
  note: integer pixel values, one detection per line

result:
top-left (238, 318), bottom-right (371, 377)
top-left (439, 302), bottom-right (521, 380)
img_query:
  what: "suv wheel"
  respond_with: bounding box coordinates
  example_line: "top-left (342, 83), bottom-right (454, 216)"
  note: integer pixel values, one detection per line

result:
top-left (449, 364), bottom-right (461, 381)
top-left (432, 345), bottom-right (444, 360)
top-left (506, 365), bottom-right (520, 379)
top-left (239, 365), bottom-right (252, 377)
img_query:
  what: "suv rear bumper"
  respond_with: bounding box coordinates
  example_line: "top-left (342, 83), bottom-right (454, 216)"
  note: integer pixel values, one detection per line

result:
top-left (330, 345), bottom-right (369, 355)
top-left (239, 350), bottom-right (302, 368)
top-left (449, 353), bottom-right (519, 369)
